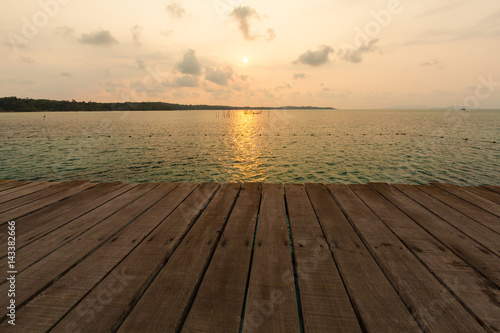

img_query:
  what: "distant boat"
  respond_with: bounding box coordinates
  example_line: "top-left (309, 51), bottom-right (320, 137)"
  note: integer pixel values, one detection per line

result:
top-left (244, 110), bottom-right (262, 115)
top-left (460, 108), bottom-right (466, 111)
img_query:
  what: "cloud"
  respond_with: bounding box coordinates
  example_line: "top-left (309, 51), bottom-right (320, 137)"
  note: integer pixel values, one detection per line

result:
top-left (294, 45), bottom-right (334, 66)
top-left (130, 25), bottom-right (143, 46)
top-left (166, 2), bottom-right (185, 18)
top-left (160, 30), bottom-right (173, 37)
top-left (10, 77), bottom-right (34, 85)
top-left (420, 59), bottom-right (444, 67)
top-left (339, 39), bottom-right (378, 63)
top-left (54, 26), bottom-right (75, 37)
top-left (20, 56), bottom-right (34, 63)
top-left (176, 49), bottom-right (202, 75)
top-left (231, 6), bottom-right (259, 41)
top-left (266, 28), bottom-right (276, 41)
top-left (206, 66), bottom-right (234, 86)
top-left (60, 72), bottom-right (73, 77)
top-left (136, 58), bottom-right (146, 71)
top-left (294, 73), bottom-right (306, 79)
top-left (175, 76), bottom-right (199, 87)
top-left (275, 82), bottom-right (292, 90)
top-left (79, 30), bottom-right (119, 46)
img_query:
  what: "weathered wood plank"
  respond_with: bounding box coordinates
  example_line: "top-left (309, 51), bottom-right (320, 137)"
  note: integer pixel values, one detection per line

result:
top-left (433, 183), bottom-right (500, 218)
top-left (7, 183), bottom-right (199, 332)
top-left (182, 183), bottom-right (261, 333)
top-left (51, 183), bottom-right (220, 333)
top-left (0, 182), bottom-right (167, 318)
top-left (240, 184), bottom-right (300, 333)
top-left (370, 183), bottom-right (500, 287)
top-left (0, 181), bottom-right (67, 211)
top-left (0, 182), bottom-right (134, 249)
top-left (0, 183), bottom-right (143, 274)
top-left (330, 184), bottom-right (486, 332)
top-left (416, 185), bottom-right (500, 235)
top-left (0, 180), bottom-right (96, 222)
top-left (0, 181), bottom-right (53, 203)
top-left (0, 180), bottom-right (29, 192)
top-left (284, 184), bottom-right (364, 332)
top-left (117, 183), bottom-right (240, 333)
top-left (394, 184), bottom-right (500, 257)
top-left (480, 185), bottom-right (500, 195)
top-left (306, 183), bottom-right (421, 332)
top-left (351, 184), bottom-right (500, 332)
top-left (464, 186), bottom-right (500, 205)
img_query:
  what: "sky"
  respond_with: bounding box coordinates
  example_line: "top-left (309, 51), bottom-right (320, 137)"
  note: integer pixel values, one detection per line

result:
top-left (1, 0), bottom-right (500, 109)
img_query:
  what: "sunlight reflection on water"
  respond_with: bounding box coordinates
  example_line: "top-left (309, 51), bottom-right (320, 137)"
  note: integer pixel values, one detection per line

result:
top-left (0, 109), bottom-right (499, 185)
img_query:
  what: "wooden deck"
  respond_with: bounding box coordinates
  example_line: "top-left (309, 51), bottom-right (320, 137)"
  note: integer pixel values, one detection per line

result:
top-left (0, 179), bottom-right (499, 332)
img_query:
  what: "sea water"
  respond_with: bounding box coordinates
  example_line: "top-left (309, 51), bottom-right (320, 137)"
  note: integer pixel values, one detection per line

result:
top-left (0, 109), bottom-right (499, 185)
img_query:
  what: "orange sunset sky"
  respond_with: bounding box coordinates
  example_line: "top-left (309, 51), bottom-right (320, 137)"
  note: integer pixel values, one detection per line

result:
top-left (1, 0), bottom-right (500, 108)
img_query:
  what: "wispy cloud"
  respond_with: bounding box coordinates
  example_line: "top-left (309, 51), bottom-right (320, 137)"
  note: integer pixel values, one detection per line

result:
top-left (266, 28), bottom-right (276, 41)
top-left (294, 73), bottom-right (306, 79)
top-left (10, 77), bottom-right (34, 85)
top-left (136, 58), bottom-right (146, 71)
top-left (20, 56), bottom-right (34, 63)
top-left (339, 39), bottom-right (378, 63)
top-left (79, 30), bottom-right (118, 46)
top-left (54, 26), bottom-right (75, 38)
top-left (130, 25), bottom-right (143, 46)
top-left (166, 2), bottom-right (185, 18)
top-left (60, 72), bottom-right (73, 77)
top-left (206, 66), bottom-right (234, 86)
top-left (408, 10), bottom-right (500, 45)
top-left (175, 76), bottom-right (199, 87)
top-left (420, 59), bottom-right (444, 68)
top-left (231, 6), bottom-right (259, 41)
top-left (294, 45), bottom-right (334, 67)
top-left (176, 49), bottom-right (202, 76)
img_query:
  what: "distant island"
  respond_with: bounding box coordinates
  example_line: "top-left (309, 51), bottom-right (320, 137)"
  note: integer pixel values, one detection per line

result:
top-left (0, 97), bottom-right (335, 112)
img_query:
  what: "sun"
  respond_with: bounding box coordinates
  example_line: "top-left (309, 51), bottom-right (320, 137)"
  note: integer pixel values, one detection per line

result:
top-left (243, 58), bottom-right (248, 64)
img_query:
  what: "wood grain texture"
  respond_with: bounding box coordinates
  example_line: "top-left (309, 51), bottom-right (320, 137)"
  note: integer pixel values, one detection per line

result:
top-left (352, 184), bottom-right (500, 332)
top-left (182, 183), bottom-right (261, 333)
top-left (241, 184), bottom-right (300, 333)
top-left (0, 180), bottom-right (497, 332)
top-left (331, 184), bottom-right (485, 332)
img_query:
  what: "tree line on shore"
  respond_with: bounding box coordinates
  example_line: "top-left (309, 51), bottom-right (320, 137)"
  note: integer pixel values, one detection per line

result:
top-left (0, 97), bottom-right (334, 112)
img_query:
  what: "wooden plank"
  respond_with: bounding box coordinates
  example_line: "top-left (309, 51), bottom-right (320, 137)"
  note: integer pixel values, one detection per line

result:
top-left (481, 185), bottom-right (500, 195)
top-left (116, 183), bottom-right (239, 333)
top-left (370, 183), bottom-right (500, 287)
top-left (7, 183), bottom-right (200, 332)
top-left (329, 184), bottom-right (486, 332)
top-left (51, 183), bottom-right (221, 333)
top-left (394, 184), bottom-right (500, 257)
top-left (0, 180), bottom-right (27, 192)
top-left (0, 181), bottom-right (96, 222)
top-left (239, 184), bottom-right (300, 333)
top-left (0, 182), bottom-right (134, 249)
top-left (351, 184), bottom-right (500, 332)
top-left (181, 183), bottom-right (261, 332)
top-left (0, 182), bottom-right (167, 316)
top-left (0, 183), bottom-right (140, 272)
top-left (0, 179), bottom-right (14, 185)
top-left (417, 185), bottom-right (500, 235)
top-left (464, 186), bottom-right (500, 205)
top-left (306, 183), bottom-right (420, 332)
top-left (0, 181), bottom-right (53, 203)
top-left (433, 183), bottom-right (500, 218)
top-left (0, 181), bottom-right (67, 211)
top-left (284, 184), bottom-right (364, 332)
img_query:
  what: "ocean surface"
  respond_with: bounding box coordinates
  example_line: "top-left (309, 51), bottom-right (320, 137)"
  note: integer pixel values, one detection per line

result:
top-left (0, 109), bottom-right (499, 185)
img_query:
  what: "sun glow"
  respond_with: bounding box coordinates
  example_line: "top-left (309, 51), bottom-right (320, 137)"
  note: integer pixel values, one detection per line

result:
top-left (243, 58), bottom-right (248, 64)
